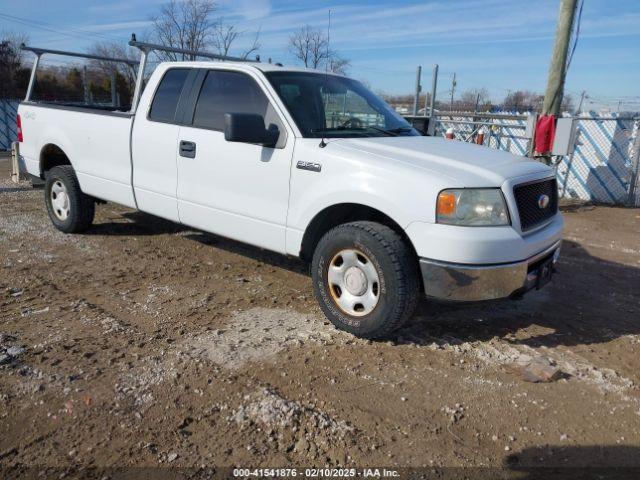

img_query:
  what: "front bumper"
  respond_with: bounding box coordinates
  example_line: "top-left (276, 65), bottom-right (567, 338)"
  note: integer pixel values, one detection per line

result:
top-left (419, 240), bottom-right (561, 302)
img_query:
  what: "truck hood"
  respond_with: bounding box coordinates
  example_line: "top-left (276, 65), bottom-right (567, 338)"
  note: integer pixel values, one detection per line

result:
top-left (330, 136), bottom-right (551, 187)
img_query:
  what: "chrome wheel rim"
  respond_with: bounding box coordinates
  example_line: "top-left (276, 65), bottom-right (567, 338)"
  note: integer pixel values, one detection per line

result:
top-left (51, 180), bottom-right (70, 221)
top-left (328, 248), bottom-right (380, 316)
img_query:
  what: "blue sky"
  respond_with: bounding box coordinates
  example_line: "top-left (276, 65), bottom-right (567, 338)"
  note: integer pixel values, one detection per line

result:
top-left (1, 0), bottom-right (638, 110)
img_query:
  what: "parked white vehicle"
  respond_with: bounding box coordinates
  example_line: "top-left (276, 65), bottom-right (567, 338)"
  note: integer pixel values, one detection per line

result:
top-left (17, 44), bottom-right (563, 338)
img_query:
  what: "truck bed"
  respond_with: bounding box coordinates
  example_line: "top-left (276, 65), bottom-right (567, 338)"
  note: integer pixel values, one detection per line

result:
top-left (19, 101), bottom-right (137, 208)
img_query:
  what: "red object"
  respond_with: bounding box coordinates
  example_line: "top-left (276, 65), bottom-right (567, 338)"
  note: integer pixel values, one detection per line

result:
top-left (534, 114), bottom-right (556, 154)
top-left (16, 114), bottom-right (23, 142)
top-left (476, 130), bottom-right (485, 145)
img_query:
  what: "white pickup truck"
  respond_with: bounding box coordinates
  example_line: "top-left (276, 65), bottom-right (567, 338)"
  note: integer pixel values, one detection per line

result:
top-left (17, 46), bottom-right (563, 338)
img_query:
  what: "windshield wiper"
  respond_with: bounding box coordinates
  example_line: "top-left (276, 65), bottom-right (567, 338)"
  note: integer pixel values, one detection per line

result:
top-left (384, 126), bottom-right (414, 134)
top-left (364, 126), bottom-right (399, 136)
top-left (311, 126), bottom-right (398, 136)
top-left (311, 126), bottom-right (349, 133)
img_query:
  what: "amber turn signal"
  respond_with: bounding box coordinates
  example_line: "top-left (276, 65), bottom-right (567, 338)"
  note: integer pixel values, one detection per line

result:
top-left (437, 191), bottom-right (456, 216)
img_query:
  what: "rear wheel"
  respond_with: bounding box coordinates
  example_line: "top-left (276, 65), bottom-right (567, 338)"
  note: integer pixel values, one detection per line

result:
top-left (311, 221), bottom-right (421, 339)
top-left (44, 165), bottom-right (95, 233)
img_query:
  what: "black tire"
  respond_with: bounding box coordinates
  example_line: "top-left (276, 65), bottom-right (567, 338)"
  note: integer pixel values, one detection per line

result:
top-left (311, 221), bottom-right (421, 339)
top-left (44, 165), bottom-right (95, 233)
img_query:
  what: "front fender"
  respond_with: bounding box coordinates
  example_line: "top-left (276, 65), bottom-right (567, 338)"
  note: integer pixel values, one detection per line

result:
top-left (285, 139), bottom-right (443, 256)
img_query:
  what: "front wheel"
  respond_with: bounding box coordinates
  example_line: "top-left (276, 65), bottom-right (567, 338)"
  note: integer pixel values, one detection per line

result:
top-left (311, 221), bottom-right (421, 339)
top-left (44, 165), bottom-right (95, 233)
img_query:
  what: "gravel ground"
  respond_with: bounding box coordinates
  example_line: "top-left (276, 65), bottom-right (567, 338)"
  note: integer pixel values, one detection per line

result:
top-left (1, 157), bottom-right (639, 476)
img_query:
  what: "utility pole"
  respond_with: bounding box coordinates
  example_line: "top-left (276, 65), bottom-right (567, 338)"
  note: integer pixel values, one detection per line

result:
top-left (542, 0), bottom-right (578, 116)
top-left (576, 90), bottom-right (586, 114)
top-left (426, 64), bottom-right (439, 136)
top-left (413, 66), bottom-right (422, 116)
top-left (428, 64), bottom-right (438, 117)
top-left (450, 72), bottom-right (456, 111)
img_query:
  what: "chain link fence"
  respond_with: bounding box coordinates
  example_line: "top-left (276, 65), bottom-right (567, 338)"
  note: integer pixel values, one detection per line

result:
top-left (434, 112), bottom-right (529, 156)
top-left (557, 116), bottom-right (640, 206)
top-left (431, 112), bottom-right (640, 206)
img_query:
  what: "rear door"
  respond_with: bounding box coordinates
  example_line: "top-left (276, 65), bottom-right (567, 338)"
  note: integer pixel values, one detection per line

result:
top-left (132, 67), bottom-right (196, 222)
top-left (176, 68), bottom-right (294, 254)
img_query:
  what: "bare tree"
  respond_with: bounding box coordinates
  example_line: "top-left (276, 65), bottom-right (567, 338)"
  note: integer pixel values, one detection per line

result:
top-left (213, 24), bottom-right (261, 59)
top-left (212, 23), bottom-right (237, 57)
top-left (0, 30), bottom-right (30, 98)
top-left (460, 88), bottom-right (489, 107)
top-left (289, 25), bottom-right (350, 73)
top-left (151, 0), bottom-right (217, 60)
top-left (502, 90), bottom-right (543, 112)
top-left (456, 88), bottom-right (491, 112)
top-left (1, 31), bottom-right (28, 64)
top-left (88, 42), bottom-right (138, 87)
top-left (151, 0), bottom-right (261, 61)
top-left (85, 42), bottom-right (140, 108)
top-left (328, 55), bottom-right (350, 75)
top-left (239, 27), bottom-right (261, 60)
top-left (289, 25), bottom-right (323, 68)
top-left (561, 94), bottom-right (575, 114)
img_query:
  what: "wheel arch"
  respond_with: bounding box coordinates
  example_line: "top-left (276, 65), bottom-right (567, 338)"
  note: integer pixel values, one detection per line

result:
top-left (39, 143), bottom-right (72, 178)
top-left (299, 203), bottom-right (419, 267)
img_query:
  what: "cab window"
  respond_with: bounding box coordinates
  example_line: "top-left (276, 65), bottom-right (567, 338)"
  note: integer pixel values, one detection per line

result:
top-left (148, 68), bottom-right (190, 123)
top-left (191, 70), bottom-right (282, 135)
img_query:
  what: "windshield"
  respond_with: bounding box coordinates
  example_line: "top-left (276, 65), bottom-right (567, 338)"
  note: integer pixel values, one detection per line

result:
top-left (265, 71), bottom-right (419, 139)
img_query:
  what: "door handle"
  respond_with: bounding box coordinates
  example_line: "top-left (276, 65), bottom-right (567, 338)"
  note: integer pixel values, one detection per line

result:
top-left (179, 140), bottom-right (196, 158)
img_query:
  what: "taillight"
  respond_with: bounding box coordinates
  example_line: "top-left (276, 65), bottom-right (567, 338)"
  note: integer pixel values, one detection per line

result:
top-left (16, 114), bottom-right (23, 142)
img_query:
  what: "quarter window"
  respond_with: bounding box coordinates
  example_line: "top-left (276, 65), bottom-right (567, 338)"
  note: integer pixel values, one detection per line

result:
top-left (149, 68), bottom-right (190, 123)
top-left (192, 70), bottom-right (270, 131)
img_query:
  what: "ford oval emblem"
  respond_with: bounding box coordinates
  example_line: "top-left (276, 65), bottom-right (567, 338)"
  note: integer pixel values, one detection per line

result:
top-left (538, 194), bottom-right (550, 209)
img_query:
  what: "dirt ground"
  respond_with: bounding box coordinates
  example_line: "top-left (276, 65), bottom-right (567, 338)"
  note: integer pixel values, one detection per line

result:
top-left (1, 155), bottom-right (639, 477)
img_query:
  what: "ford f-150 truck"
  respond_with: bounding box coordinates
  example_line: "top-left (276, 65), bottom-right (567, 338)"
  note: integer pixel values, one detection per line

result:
top-left (17, 41), bottom-right (563, 338)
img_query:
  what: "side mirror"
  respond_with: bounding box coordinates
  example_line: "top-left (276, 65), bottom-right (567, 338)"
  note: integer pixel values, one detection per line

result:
top-left (224, 113), bottom-right (279, 148)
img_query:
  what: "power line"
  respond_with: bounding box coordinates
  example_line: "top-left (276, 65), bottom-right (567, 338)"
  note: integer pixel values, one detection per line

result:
top-left (0, 12), bottom-right (124, 42)
top-left (0, 12), bottom-right (125, 44)
top-left (565, 0), bottom-right (584, 71)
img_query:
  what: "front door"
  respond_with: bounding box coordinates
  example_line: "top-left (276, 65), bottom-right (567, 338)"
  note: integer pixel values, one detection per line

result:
top-left (176, 69), bottom-right (294, 254)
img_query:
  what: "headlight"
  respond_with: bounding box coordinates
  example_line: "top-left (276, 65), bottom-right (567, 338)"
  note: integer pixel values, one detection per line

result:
top-left (437, 189), bottom-right (510, 226)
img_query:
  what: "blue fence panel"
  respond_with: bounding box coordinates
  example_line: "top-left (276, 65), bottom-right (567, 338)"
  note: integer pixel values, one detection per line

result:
top-left (1, 99), bottom-right (20, 151)
top-left (556, 116), bottom-right (639, 204)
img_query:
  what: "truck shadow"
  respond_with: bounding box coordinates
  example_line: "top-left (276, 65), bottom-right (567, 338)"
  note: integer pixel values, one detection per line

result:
top-left (502, 444), bottom-right (640, 479)
top-left (399, 239), bottom-right (640, 350)
top-left (85, 211), bottom-right (188, 236)
top-left (182, 230), bottom-right (308, 275)
top-left (87, 210), bottom-right (640, 350)
top-left (87, 210), bottom-right (308, 274)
